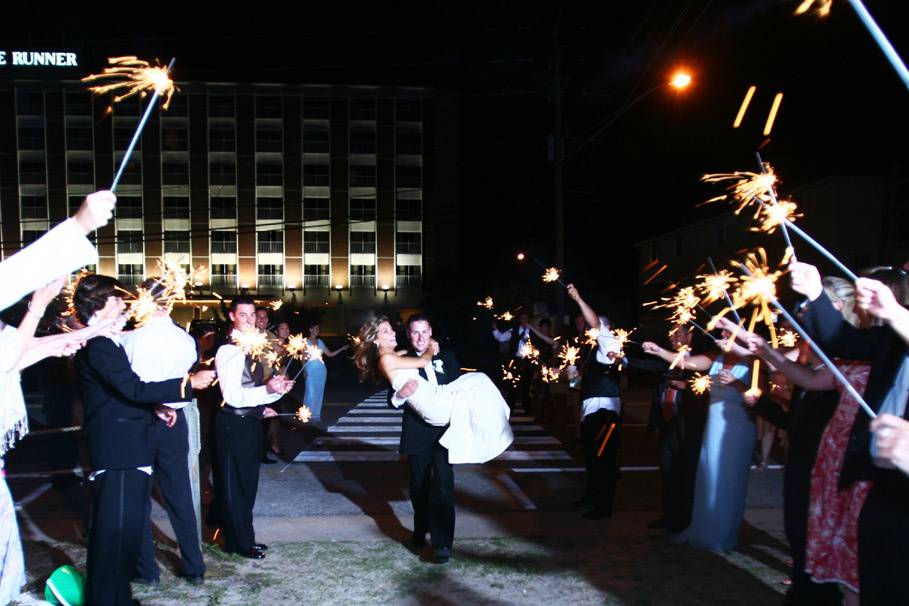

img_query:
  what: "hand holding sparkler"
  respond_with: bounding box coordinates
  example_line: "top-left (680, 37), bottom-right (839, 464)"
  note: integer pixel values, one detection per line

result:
top-left (189, 370), bottom-right (216, 391)
top-left (789, 261), bottom-right (825, 302)
top-left (72, 191), bottom-right (116, 234)
top-left (265, 374), bottom-right (294, 395)
top-left (855, 278), bottom-right (909, 324)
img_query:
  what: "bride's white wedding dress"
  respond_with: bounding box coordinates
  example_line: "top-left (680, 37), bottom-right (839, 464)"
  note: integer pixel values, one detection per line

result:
top-left (390, 369), bottom-right (513, 464)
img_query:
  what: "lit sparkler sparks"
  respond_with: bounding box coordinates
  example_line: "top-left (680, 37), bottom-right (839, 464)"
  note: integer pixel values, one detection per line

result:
top-left (82, 56), bottom-right (177, 112)
top-left (690, 373), bottom-right (712, 395)
top-left (700, 167), bottom-right (777, 214)
top-left (502, 361), bottom-right (519, 387)
top-left (754, 199), bottom-right (802, 234)
top-left (540, 366), bottom-right (561, 383)
top-left (542, 267), bottom-right (561, 283)
top-left (270, 300), bottom-right (283, 311)
top-left (646, 286), bottom-right (702, 331)
top-left (794, 0), bottom-right (832, 17)
top-left (498, 311), bottom-right (514, 322)
top-left (524, 342), bottom-right (540, 365)
top-left (613, 328), bottom-right (636, 357)
top-left (709, 249), bottom-right (785, 349)
top-left (558, 344), bottom-right (582, 369)
top-left (232, 327), bottom-right (271, 359)
top-left (295, 405), bottom-right (312, 423)
top-left (477, 296), bottom-right (494, 309)
top-left (306, 343), bottom-right (324, 362)
top-left (286, 334), bottom-right (308, 359)
top-left (583, 327), bottom-right (600, 348)
top-left (695, 270), bottom-right (738, 305)
top-left (669, 344), bottom-right (691, 370)
top-left (348, 333), bottom-right (362, 347)
top-left (779, 327), bottom-right (799, 348)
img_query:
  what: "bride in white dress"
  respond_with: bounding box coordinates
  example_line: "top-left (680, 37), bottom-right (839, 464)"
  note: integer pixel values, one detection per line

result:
top-left (354, 316), bottom-right (513, 464)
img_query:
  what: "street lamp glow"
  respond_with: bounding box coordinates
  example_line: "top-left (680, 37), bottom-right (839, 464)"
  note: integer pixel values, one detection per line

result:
top-left (516, 252), bottom-right (526, 261)
top-left (670, 71), bottom-right (692, 90)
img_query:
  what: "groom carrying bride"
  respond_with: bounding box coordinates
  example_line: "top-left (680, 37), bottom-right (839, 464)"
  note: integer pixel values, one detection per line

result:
top-left (388, 314), bottom-right (459, 563)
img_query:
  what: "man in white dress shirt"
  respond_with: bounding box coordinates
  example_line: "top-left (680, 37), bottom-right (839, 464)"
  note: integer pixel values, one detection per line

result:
top-left (213, 296), bottom-right (293, 558)
top-left (120, 281), bottom-right (206, 584)
top-left (567, 284), bottom-right (623, 520)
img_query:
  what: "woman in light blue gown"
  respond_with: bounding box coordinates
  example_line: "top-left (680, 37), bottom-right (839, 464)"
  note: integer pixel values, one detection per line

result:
top-left (642, 336), bottom-right (756, 551)
top-left (302, 323), bottom-right (348, 423)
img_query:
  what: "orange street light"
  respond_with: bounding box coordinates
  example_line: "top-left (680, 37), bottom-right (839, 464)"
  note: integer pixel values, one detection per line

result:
top-left (670, 71), bottom-right (693, 90)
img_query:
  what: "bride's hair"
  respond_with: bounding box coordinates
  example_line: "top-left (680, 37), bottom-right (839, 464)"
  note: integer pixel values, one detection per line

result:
top-left (353, 315), bottom-right (389, 383)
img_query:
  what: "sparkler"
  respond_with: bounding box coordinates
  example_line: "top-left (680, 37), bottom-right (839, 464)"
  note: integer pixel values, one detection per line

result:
top-left (795, 0), bottom-right (832, 16)
top-left (270, 300), bottom-right (283, 311)
top-left (275, 406), bottom-right (313, 423)
top-left (497, 311), bottom-right (514, 322)
top-left (745, 359), bottom-right (763, 400)
top-left (797, 0), bottom-right (909, 90)
top-left (542, 267), bottom-right (562, 284)
top-left (83, 56), bottom-right (177, 193)
top-left (690, 373), bottom-right (712, 395)
top-left (123, 259), bottom-right (208, 327)
top-left (583, 327), bottom-right (600, 348)
top-left (477, 296), bottom-right (494, 309)
top-left (646, 286), bottom-right (702, 331)
top-left (737, 259), bottom-right (876, 417)
top-left (290, 342), bottom-right (325, 382)
top-left (232, 327), bottom-right (271, 359)
top-left (502, 361), bottom-right (519, 387)
top-left (613, 328), bottom-right (636, 357)
top-left (558, 344), bottom-right (582, 369)
top-left (540, 366), bottom-right (561, 383)
top-left (701, 169), bottom-right (777, 213)
top-left (669, 344), bottom-right (691, 370)
top-left (779, 327), bottom-right (799, 348)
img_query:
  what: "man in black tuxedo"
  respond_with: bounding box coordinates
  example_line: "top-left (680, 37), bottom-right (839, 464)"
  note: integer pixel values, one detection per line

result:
top-left (388, 313), bottom-right (460, 563)
top-left (792, 262), bottom-right (909, 605)
top-left (508, 311), bottom-right (549, 412)
top-left (72, 274), bottom-right (215, 606)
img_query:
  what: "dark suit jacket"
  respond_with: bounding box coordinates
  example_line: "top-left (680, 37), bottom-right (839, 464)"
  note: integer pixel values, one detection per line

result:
top-left (624, 355), bottom-right (708, 429)
top-left (75, 336), bottom-right (190, 470)
top-left (801, 291), bottom-right (909, 485)
top-left (387, 349), bottom-right (461, 456)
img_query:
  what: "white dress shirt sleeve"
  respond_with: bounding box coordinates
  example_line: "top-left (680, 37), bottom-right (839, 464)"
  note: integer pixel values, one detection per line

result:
top-left (216, 344), bottom-right (281, 408)
top-left (0, 218), bottom-right (97, 312)
top-left (595, 321), bottom-right (622, 365)
top-left (492, 328), bottom-right (512, 343)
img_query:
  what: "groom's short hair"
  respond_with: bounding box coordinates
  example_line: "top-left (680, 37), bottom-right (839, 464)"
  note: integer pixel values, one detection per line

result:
top-left (406, 312), bottom-right (431, 328)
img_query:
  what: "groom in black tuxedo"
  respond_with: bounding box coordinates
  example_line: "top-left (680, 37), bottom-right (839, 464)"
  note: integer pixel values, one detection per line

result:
top-left (388, 313), bottom-right (460, 563)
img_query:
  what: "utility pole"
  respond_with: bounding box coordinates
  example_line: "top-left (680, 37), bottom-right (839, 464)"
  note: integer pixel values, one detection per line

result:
top-left (552, 20), bottom-right (566, 329)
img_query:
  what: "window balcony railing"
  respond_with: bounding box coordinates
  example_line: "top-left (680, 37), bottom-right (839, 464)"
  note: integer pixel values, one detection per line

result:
top-left (304, 275), bottom-right (330, 288)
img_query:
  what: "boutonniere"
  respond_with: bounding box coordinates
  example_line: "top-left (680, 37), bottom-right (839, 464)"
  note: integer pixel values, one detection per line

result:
top-left (432, 359), bottom-right (445, 374)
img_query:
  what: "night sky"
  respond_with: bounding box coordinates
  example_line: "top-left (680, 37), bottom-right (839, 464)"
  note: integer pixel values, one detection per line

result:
top-left (3, 1), bottom-right (908, 320)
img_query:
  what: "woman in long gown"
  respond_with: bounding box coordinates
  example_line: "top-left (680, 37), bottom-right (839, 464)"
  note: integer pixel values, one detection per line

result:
top-left (353, 316), bottom-right (513, 464)
top-left (642, 336), bottom-right (756, 551)
top-left (300, 322), bottom-right (348, 424)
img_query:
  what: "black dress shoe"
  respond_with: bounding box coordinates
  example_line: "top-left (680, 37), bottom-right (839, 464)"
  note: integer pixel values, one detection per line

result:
top-left (435, 545), bottom-right (451, 564)
top-left (253, 543), bottom-right (268, 551)
top-left (131, 577), bottom-right (159, 586)
top-left (181, 574), bottom-right (205, 585)
top-left (236, 549), bottom-right (266, 559)
top-left (411, 532), bottom-right (427, 548)
top-left (582, 508), bottom-right (612, 520)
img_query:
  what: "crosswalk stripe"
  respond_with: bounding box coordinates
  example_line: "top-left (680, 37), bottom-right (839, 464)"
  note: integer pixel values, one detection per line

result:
top-left (311, 435), bottom-right (562, 447)
top-left (293, 450), bottom-right (572, 463)
top-left (325, 424), bottom-right (547, 433)
top-left (333, 418), bottom-right (404, 424)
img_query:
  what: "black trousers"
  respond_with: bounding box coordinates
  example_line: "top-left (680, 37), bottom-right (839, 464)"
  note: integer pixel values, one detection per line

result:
top-left (657, 414), bottom-right (704, 532)
top-left (86, 469), bottom-right (151, 606)
top-left (214, 412), bottom-right (263, 553)
top-left (580, 408), bottom-right (621, 514)
top-left (509, 358), bottom-right (533, 408)
top-left (137, 410), bottom-right (205, 579)
top-left (858, 473), bottom-right (909, 606)
top-left (408, 443), bottom-right (455, 548)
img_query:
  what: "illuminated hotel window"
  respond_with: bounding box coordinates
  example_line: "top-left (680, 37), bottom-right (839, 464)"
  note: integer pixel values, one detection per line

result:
top-left (211, 232), bottom-right (237, 254)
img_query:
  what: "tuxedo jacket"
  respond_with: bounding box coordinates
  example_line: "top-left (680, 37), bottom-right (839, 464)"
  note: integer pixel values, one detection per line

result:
top-left (508, 325), bottom-right (546, 360)
top-left (624, 355), bottom-right (708, 428)
top-left (802, 291), bottom-right (909, 485)
top-left (387, 349), bottom-right (461, 456)
top-left (75, 336), bottom-right (190, 470)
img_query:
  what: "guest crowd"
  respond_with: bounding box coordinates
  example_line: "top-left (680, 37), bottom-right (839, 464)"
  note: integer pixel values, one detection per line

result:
top-left (0, 189), bottom-right (908, 606)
